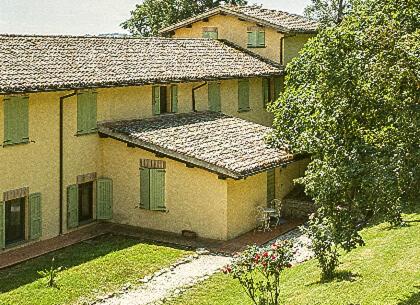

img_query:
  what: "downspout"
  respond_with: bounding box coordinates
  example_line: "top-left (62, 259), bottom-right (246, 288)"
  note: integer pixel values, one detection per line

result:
top-left (59, 90), bottom-right (77, 235)
top-left (192, 82), bottom-right (207, 112)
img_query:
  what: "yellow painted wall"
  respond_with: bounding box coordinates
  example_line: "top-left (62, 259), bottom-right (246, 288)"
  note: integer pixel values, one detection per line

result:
top-left (226, 172), bottom-right (267, 239)
top-left (283, 34), bottom-right (315, 65)
top-left (173, 14), bottom-right (283, 63)
top-left (275, 159), bottom-right (310, 199)
top-left (100, 138), bottom-right (229, 240)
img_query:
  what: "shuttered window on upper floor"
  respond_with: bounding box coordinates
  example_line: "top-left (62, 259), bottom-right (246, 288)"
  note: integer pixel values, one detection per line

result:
top-left (3, 95), bottom-right (29, 146)
top-left (247, 26), bottom-right (265, 48)
top-left (140, 159), bottom-right (166, 211)
top-left (238, 79), bottom-right (250, 112)
top-left (153, 85), bottom-right (178, 115)
top-left (202, 27), bottom-right (218, 39)
top-left (77, 90), bottom-right (97, 135)
top-left (208, 81), bottom-right (221, 112)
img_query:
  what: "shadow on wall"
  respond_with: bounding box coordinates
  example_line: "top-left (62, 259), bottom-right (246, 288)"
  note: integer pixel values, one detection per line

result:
top-left (0, 234), bottom-right (143, 293)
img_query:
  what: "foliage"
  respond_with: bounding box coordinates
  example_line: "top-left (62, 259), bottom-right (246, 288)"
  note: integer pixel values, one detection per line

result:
top-left (37, 258), bottom-right (63, 288)
top-left (167, 211), bottom-right (420, 305)
top-left (0, 235), bottom-right (190, 305)
top-left (303, 216), bottom-right (341, 280)
top-left (222, 240), bottom-right (294, 305)
top-left (304, 0), bottom-right (353, 27)
top-left (269, 0), bottom-right (420, 276)
top-left (121, 0), bottom-right (247, 37)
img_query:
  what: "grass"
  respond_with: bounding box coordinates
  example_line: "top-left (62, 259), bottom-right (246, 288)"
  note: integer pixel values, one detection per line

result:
top-left (0, 234), bottom-right (191, 305)
top-left (168, 211), bottom-right (420, 305)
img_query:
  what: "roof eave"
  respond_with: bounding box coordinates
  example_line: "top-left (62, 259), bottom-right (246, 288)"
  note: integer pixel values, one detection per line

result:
top-left (98, 126), bottom-right (243, 180)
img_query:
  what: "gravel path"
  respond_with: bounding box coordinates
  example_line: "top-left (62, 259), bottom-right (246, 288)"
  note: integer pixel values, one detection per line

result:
top-left (267, 225), bottom-right (313, 264)
top-left (96, 253), bottom-right (231, 305)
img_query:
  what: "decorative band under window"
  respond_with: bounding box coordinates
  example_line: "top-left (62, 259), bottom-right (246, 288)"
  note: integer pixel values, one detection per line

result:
top-left (3, 186), bottom-right (29, 202)
top-left (77, 172), bottom-right (97, 184)
top-left (140, 159), bottom-right (166, 169)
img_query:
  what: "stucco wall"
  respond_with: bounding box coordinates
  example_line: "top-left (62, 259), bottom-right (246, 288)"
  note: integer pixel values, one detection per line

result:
top-left (173, 14), bottom-right (283, 63)
top-left (100, 138), bottom-right (229, 240)
top-left (283, 34), bottom-right (315, 66)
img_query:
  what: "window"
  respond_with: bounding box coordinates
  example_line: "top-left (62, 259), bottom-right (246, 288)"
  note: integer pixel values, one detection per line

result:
top-left (208, 82), bottom-right (221, 112)
top-left (247, 26), bottom-right (265, 48)
top-left (262, 78), bottom-right (272, 107)
top-left (77, 90), bottom-right (97, 135)
top-left (0, 188), bottom-right (42, 249)
top-left (238, 79), bottom-right (250, 112)
top-left (152, 85), bottom-right (178, 115)
top-left (202, 27), bottom-right (218, 39)
top-left (78, 182), bottom-right (93, 222)
top-left (273, 77), bottom-right (283, 99)
top-left (140, 159), bottom-right (166, 211)
top-left (3, 95), bottom-right (29, 145)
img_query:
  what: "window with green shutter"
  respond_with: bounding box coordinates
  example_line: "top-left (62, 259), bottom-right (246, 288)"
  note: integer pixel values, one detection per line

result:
top-left (262, 78), bottom-right (271, 107)
top-left (267, 169), bottom-right (275, 205)
top-left (77, 90), bottom-right (97, 135)
top-left (171, 85), bottom-right (178, 113)
top-left (3, 95), bottom-right (29, 146)
top-left (208, 82), bottom-right (221, 112)
top-left (273, 77), bottom-right (283, 99)
top-left (97, 178), bottom-right (113, 220)
top-left (202, 27), bottom-right (218, 39)
top-left (29, 193), bottom-right (42, 240)
top-left (139, 159), bottom-right (166, 211)
top-left (67, 185), bottom-right (79, 229)
top-left (247, 27), bottom-right (265, 48)
top-left (238, 79), bottom-right (250, 112)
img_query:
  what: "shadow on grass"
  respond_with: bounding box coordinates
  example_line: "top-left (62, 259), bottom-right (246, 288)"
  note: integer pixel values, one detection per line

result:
top-left (397, 287), bottom-right (420, 305)
top-left (307, 270), bottom-right (360, 286)
top-left (0, 234), bottom-right (163, 294)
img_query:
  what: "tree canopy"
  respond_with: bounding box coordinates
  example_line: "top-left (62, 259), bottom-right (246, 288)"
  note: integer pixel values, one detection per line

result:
top-left (304, 0), bottom-right (353, 27)
top-left (270, 0), bottom-right (419, 276)
top-left (122, 0), bottom-right (247, 37)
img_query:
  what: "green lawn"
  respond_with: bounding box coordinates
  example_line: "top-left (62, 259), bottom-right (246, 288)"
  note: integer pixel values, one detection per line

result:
top-left (0, 234), bottom-right (190, 305)
top-left (168, 211), bottom-right (420, 305)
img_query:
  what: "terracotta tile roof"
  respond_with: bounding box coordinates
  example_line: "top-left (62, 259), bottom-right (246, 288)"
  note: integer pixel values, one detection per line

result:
top-left (159, 5), bottom-right (318, 34)
top-left (0, 35), bottom-right (282, 94)
top-left (98, 111), bottom-right (293, 179)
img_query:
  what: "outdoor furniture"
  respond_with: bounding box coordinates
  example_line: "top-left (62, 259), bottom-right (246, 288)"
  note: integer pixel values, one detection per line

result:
top-left (255, 206), bottom-right (271, 232)
top-left (269, 199), bottom-right (283, 226)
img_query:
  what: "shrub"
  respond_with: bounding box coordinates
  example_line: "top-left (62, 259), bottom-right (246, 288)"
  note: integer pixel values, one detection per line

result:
top-left (37, 257), bottom-right (63, 288)
top-left (222, 240), bottom-right (294, 305)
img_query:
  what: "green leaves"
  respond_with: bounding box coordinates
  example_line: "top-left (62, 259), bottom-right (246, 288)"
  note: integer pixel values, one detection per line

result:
top-left (270, 0), bottom-right (419, 277)
top-left (121, 0), bottom-right (248, 37)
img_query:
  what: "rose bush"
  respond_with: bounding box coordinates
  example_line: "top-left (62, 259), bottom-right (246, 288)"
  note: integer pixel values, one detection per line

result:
top-left (222, 240), bottom-right (294, 305)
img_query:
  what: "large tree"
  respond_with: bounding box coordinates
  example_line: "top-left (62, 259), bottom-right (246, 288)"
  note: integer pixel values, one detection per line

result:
top-left (122, 0), bottom-right (247, 37)
top-left (270, 0), bottom-right (419, 277)
top-left (304, 0), bottom-right (353, 27)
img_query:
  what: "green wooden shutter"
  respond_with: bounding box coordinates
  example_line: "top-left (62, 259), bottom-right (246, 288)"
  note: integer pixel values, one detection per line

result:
top-left (152, 86), bottom-right (161, 115)
top-left (150, 169), bottom-right (166, 210)
top-left (238, 79), bottom-right (250, 112)
top-left (274, 77), bottom-right (283, 100)
top-left (208, 82), bottom-right (221, 112)
top-left (258, 31), bottom-right (265, 47)
top-left (4, 96), bottom-right (29, 145)
top-left (262, 78), bottom-right (270, 107)
top-left (267, 169), bottom-right (276, 205)
top-left (0, 201), bottom-right (4, 249)
top-left (67, 184), bottom-right (79, 229)
top-left (208, 31), bottom-right (218, 39)
top-left (77, 92), bottom-right (87, 134)
top-left (88, 91), bottom-right (97, 132)
top-left (29, 193), bottom-right (42, 240)
top-left (247, 31), bottom-right (257, 47)
top-left (171, 85), bottom-right (178, 113)
top-left (202, 31), bottom-right (210, 38)
top-left (97, 178), bottom-right (113, 220)
top-left (140, 168), bottom-right (150, 209)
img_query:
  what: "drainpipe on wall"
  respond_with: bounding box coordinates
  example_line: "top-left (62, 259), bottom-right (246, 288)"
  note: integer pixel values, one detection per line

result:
top-left (59, 91), bottom-right (77, 235)
top-left (192, 82), bottom-right (207, 112)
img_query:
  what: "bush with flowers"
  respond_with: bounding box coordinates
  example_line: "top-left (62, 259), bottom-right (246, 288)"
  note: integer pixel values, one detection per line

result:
top-left (222, 240), bottom-right (294, 305)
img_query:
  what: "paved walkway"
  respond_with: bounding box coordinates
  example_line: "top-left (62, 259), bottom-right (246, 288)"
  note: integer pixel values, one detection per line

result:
top-left (96, 254), bottom-right (232, 305)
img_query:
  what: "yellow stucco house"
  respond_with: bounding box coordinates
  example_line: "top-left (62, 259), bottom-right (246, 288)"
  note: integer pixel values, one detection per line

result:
top-left (0, 5), bottom-right (316, 252)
